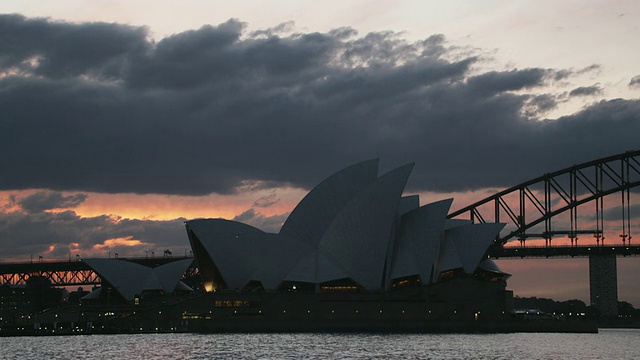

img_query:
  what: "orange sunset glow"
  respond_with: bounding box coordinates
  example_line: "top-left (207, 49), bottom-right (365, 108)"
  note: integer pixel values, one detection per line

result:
top-left (74, 188), bottom-right (306, 220)
top-left (0, 187), bottom-right (307, 221)
top-left (93, 236), bottom-right (149, 250)
top-left (1, 3), bottom-right (639, 313)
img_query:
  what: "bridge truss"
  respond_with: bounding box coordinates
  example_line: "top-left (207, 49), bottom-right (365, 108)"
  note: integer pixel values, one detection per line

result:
top-left (0, 257), bottom-right (197, 287)
top-left (447, 150), bottom-right (640, 246)
top-left (0, 269), bottom-right (101, 287)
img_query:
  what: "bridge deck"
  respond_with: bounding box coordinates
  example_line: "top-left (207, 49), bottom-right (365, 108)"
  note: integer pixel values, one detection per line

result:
top-left (489, 245), bottom-right (640, 259)
top-left (0, 256), bottom-right (195, 286)
top-left (0, 247), bottom-right (637, 287)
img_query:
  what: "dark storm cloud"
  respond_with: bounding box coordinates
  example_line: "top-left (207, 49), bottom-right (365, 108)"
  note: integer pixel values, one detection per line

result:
top-left (19, 191), bottom-right (88, 213)
top-left (569, 84), bottom-right (602, 97)
top-left (522, 94), bottom-right (557, 117)
top-left (553, 64), bottom-right (600, 81)
top-left (1, 14), bottom-right (639, 195)
top-left (0, 14), bottom-right (149, 79)
top-left (0, 206), bottom-right (188, 259)
top-left (466, 68), bottom-right (548, 94)
top-left (602, 204), bottom-right (640, 222)
top-left (0, 191), bottom-right (289, 259)
top-left (232, 208), bottom-right (288, 233)
top-left (576, 64), bottom-right (601, 75)
top-left (630, 75), bottom-right (640, 88)
top-left (250, 21), bottom-right (296, 38)
top-left (253, 193), bottom-right (280, 208)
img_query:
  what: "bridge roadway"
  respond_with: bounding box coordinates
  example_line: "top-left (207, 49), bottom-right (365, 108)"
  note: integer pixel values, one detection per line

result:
top-left (1, 245), bottom-right (638, 286)
top-left (488, 243), bottom-right (640, 318)
top-left (488, 244), bottom-right (640, 259)
top-left (0, 256), bottom-right (195, 286)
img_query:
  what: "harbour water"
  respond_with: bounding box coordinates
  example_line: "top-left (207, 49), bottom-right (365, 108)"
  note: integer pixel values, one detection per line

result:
top-left (1, 328), bottom-right (639, 359)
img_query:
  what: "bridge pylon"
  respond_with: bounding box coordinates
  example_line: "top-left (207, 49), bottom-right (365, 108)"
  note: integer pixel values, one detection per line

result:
top-left (589, 254), bottom-right (618, 318)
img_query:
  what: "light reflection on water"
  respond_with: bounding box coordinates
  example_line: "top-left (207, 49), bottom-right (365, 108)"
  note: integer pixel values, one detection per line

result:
top-left (2, 329), bottom-right (639, 359)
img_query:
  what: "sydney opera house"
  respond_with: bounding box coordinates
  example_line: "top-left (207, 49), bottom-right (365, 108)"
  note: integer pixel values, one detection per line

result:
top-left (183, 160), bottom-right (515, 332)
top-left (6, 160), bottom-right (597, 335)
top-left (81, 258), bottom-right (194, 302)
top-left (3, 160), bottom-right (603, 335)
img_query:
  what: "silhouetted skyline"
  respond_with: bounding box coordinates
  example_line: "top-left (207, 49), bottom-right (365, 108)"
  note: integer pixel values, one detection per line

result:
top-left (0, 2), bottom-right (639, 306)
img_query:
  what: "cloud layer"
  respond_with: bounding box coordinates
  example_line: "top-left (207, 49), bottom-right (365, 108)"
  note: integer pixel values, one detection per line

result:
top-left (1, 14), bottom-right (639, 196)
top-left (0, 191), bottom-right (188, 259)
top-left (0, 189), bottom-right (287, 259)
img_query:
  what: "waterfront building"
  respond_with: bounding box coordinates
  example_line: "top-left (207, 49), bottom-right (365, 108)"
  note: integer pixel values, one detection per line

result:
top-left (183, 160), bottom-right (515, 331)
top-left (187, 160), bottom-right (509, 294)
top-left (82, 258), bottom-right (194, 303)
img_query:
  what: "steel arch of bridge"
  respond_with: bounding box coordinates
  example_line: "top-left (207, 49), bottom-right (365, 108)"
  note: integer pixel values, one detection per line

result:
top-left (447, 150), bottom-right (640, 245)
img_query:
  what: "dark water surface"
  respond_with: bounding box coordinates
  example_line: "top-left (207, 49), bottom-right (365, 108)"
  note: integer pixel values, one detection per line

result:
top-left (2, 329), bottom-right (639, 359)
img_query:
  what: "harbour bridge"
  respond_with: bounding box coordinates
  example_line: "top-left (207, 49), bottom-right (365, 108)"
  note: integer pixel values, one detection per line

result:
top-left (448, 149), bottom-right (640, 317)
top-left (0, 150), bottom-right (638, 317)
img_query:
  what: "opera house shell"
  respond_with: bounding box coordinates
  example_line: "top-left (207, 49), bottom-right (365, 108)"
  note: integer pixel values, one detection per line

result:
top-left (186, 160), bottom-right (509, 294)
top-left (82, 258), bottom-right (194, 302)
top-left (181, 160), bottom-right (517, 331)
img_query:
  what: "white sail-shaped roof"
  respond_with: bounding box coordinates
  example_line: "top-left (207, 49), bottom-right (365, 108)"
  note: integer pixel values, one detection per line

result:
top-left (316, 249), bottom-right (354, 283)
top-left (84, 259), bottom-right (152, 301)
top-left (185, 159), bottom-right (507, 294)
top-left (397, 195), bottom-right (420, 216)
top-left (142, 273), bottom-right (164, 290)
top-left (83, 258), bottom-right (193, 301)
top-left (279, 159), bottom-right (379, 246)
top-left (175, 281), bottom-right (193, 291)
top-left (435, 222), bottom-right (474, 279)
top-left (434, 236), bottom-right (463, 280)
top-left (186, 219), bottom-right (266, 290)
top-left (478, 259), bottom-right (505, 273)
top-left (284, 249), bottom-right (350, 284)
top-left (382, 195), bottom-right (420, 287)
top-left (152, 258), bottom-right (195, 293)
top-left (80, 287), bottom-right (102, 300)
top-left (389, 199), bottom-right (453, 285)
top-left (246, 234), bottom-right (314, 290)
top-left (386, 225), bottom-right (419, 283)
top-left (448, 222), bottom-right (504, 274)
top-left (283, 250), bottom-right (319, 283)
top-left (434, 222), bottom-right (504, 280)
top-left (188, 219), bottom-right (312, 290)
top-left (318, 164), bottom-right (414, 290)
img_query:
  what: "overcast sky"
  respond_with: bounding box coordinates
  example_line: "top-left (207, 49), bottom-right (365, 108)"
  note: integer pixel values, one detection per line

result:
top-left (1, 1), bottom-right (639, 305)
